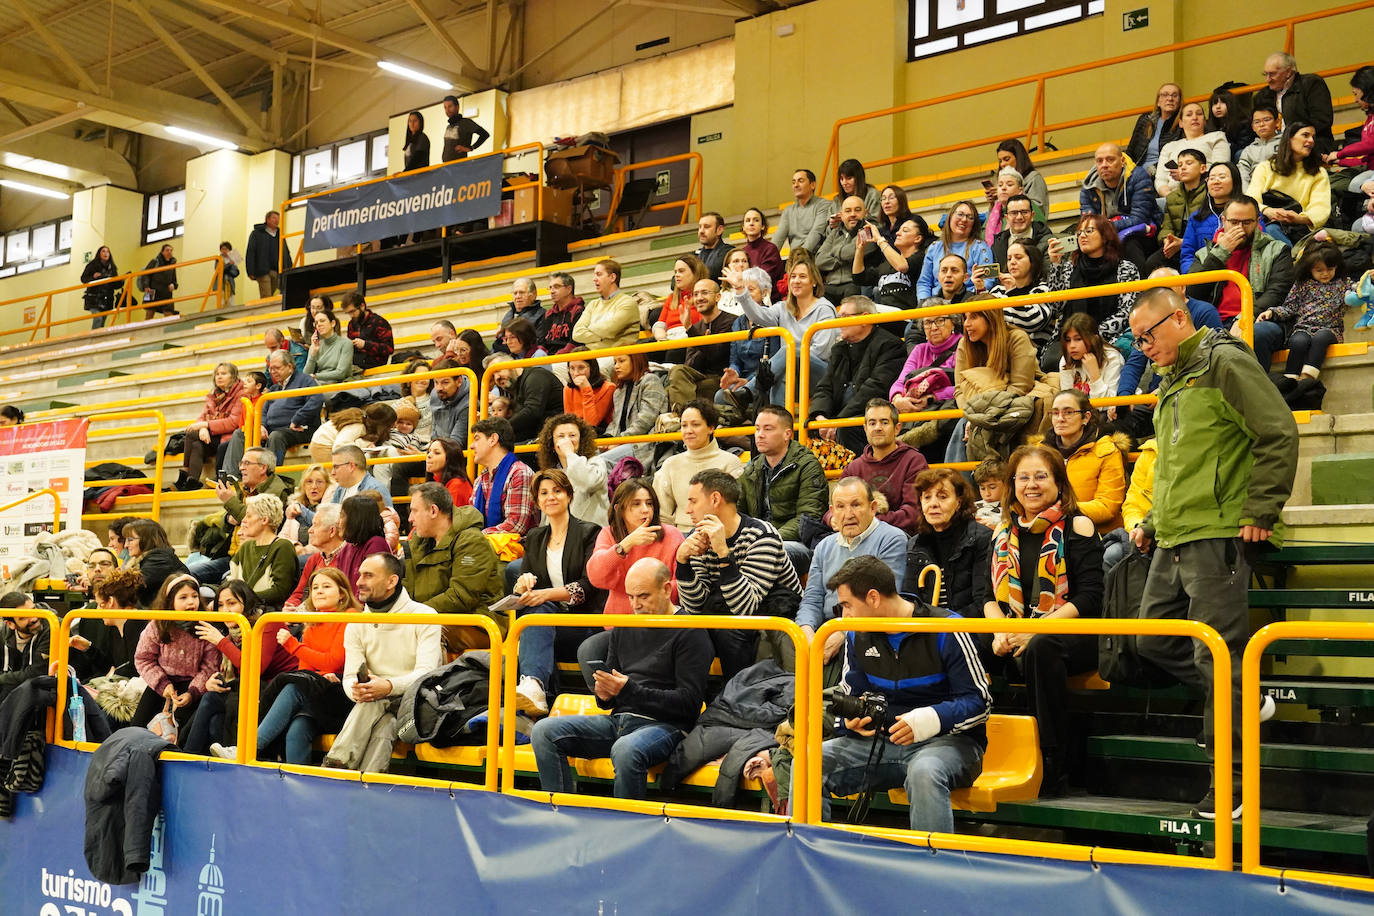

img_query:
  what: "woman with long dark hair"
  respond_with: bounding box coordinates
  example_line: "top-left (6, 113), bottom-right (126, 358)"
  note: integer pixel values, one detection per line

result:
top-left (993, 139), bottom-right (1049, 214)
top-left (986, 444), bottom-right (1104, 796)
top-left (562, 348), bottom-right (615, 430)
top-left (335, 494), bottom-right (391, 592)
top-left (740, 207), bottom-right (785, 289)
top-left (425, 436), bottom-right (473, 506)
top-left (1207, 87), bottom-right (1253, 155)
top-left (81, 245), bottom-right (120, 329)
top-left (1249, 121), bottom-right (1331, 242)
top-left (599, 351), bottom-right (667, 467)
top-left (830, 158), bottom-right (881, 218)
top-left (125, 519), bottom-right (190, 607)
top-left (1046, 214), bottom-right (1141, 352)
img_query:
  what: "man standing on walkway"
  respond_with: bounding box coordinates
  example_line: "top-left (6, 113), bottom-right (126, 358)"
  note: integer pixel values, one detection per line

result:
top-left (1128, 287), bottom-right (1296, 819)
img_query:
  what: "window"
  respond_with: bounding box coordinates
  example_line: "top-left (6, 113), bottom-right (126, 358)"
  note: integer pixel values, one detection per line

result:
top-left (143, 186), bottom-right (186, 245)
top-left (909, 0), bottom-right (1103, 60)
top-left (289, 128), bottom-right (389, 203)
top-left (0, 216), bottom-right (72, 278)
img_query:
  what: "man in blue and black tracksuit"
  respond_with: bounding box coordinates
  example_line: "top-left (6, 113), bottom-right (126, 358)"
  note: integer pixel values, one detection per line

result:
top-left (819, 556), bottom-right (991, 833)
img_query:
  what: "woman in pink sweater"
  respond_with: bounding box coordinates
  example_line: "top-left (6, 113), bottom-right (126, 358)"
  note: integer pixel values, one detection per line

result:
top-left (586, 478), bottom-right (684, 615)
top-left (131, 575), bottom-right (221, 738)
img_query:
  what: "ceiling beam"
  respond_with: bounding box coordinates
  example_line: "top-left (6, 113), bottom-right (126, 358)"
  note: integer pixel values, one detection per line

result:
top-left (11, 0), bottom-right (103, 94)
top-left (123, 3), bottom-right (269, 141)
top-left (0, 133), bottom-right (136, 188)
top-left (0, 48), bottom-right (266, 151)
top-left (504, 0), bottom-right (624, 83)
top-left (144, 0), bottom-right (290, 67)
top-left (402, 0), bottom-right (484, 78)
top-left (0, 101), bottom-right (32, 127)
top-left (0, 108), bottom-right (91, 146)
top-left (195, 0), bottom-right (485, 86)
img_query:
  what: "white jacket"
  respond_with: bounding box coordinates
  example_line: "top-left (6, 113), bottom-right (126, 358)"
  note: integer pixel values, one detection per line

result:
top-left (341, 588), bottom-right (443, 698)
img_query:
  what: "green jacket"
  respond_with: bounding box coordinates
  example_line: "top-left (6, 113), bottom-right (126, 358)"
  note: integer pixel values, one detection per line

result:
top-left (223, 472), bottom-right (293, 524)
top-left (738, 440), bottom-right (829, 542)
top-left (1143, 328), bottom-right (1297, 548)
top-left (404, 505), bottom-right (505, 631)
top-left (1160, 181), bottom-right (1207, 239)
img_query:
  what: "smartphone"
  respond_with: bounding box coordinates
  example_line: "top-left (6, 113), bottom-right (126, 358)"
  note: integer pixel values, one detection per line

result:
top-left (981, 179), bottom-right (995, 191)
top-left (979, 262), bottom-right (1003, 277)
top-left (357, 662), bottom-right (371, 684)
top-left (1057, 234), bottom-right (1079, 253)
top-left (586, 659), bottom-right (613, 675)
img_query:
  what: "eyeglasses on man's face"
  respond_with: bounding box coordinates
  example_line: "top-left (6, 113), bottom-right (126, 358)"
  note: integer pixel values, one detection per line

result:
top-left (1132, 312), bottom-right (1176, 351)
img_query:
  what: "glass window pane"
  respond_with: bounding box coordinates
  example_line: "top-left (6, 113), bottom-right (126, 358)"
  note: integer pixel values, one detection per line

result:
top-left (160, 189), bottom-right (186, 225)
top-left (371, 133), bottom-right (389, 173)
top-left (58, 219), bottom-right (73, 251)
top-left (30, 224), bottom-right (56, 260)
top-left (291, 154), bottom-right (302, 194)
top-left (6, 232), bottom-right (29, 264)
top-left (303, 150), bottom-right (332, 188)
top-left (336, 140), bottom-right (367, 181)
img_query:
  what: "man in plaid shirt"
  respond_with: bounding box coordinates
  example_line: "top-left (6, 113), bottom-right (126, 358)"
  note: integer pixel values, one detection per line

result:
top-left (470, 417), bottom-right (535, 537)
top-left (340, 290), bottom-right (394, 372)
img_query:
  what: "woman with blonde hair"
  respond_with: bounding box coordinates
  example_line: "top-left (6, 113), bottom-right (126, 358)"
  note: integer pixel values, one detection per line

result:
top-left (284, 463), bottom-right (331, 548)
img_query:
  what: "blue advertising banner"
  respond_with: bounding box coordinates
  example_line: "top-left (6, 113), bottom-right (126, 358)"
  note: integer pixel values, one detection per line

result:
top-left (2, 746), bottom-right (1371, 914)
top-left (303, 155), bottom-right (503, 252)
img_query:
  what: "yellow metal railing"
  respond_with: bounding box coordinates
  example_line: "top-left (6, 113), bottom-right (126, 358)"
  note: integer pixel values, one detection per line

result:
top-left (81, 409), bottom-right (167, 523)
top-left (603, 153), bottom-right (704, 234)
top-left (241, 611), bottom-right (504, 792)
top-left (807, 616), bottom-right (1235, 870)
top-left (819, 2), bottom-right (1374, 196)
top-left (0, 487), bottom-right (62, 534)
top-left (1242, 620), bottom-right (1374, 894)
top-left (796, 270), bottom-right (1255, 444)
top-left (500, 612), bottom-right (810, 821)
top-left (0, 254), bottom-right (226, 344)
top-left (52, 609), bottom-right (254, 752)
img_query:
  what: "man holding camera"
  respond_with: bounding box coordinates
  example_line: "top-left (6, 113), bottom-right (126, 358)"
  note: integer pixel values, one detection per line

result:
top-left (819, 556), bottom-right (991, 834)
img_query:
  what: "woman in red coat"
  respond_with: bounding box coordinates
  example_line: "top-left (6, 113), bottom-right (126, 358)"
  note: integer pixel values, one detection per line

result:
top-left (177, 362), bottom-right (244, 490)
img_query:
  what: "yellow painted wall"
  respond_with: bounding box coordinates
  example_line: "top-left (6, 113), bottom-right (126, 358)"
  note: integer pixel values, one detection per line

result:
top-left (690, 107), bottom-right (736, 224)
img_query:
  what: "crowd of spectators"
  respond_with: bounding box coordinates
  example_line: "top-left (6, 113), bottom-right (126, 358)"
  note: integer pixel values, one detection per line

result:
top-left (6, 49), bottom-right (1372, 837)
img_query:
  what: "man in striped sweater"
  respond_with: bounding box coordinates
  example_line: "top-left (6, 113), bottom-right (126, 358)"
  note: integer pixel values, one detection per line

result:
top-left (819, 555), bottom-right (991, 834)
top-left (676, 469), bottom-right (802, 681)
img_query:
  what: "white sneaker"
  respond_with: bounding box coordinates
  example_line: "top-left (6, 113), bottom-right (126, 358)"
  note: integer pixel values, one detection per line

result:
top-left (515, 676), bottom-right (549, 717)
top-left (209, 743), bottom-right (237, 760)
top-left (1259, 694), bottom-right (1277, 723)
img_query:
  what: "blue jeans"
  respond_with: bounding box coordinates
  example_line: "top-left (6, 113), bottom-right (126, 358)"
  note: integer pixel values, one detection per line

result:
top-left (186, 554), bottom-right (231, 586)
top-left (944, 418), bottom-right (969, 464)
top-left (531, 712), bottom-right (684, 799)
top-left (820, 732), bottom-right (983, 833)
top-left (783, 540), bottom-right (812, 578)
top-left (516, 601), bottom-right (598, 690)
top-left (257, 683), bottom-right (318, 764)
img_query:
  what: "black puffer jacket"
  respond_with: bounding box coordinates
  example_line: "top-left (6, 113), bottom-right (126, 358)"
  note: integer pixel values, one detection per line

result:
top-left (84, 727), bottom-right (175, 885)
top-left (905, 518), bottom-right (993, 618)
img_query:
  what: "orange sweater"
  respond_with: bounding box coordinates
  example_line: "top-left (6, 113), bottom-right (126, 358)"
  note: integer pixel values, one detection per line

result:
top-left (278, 621), bottom-right (347, 675)
top-left (564, 381), bottom-right (616, 429)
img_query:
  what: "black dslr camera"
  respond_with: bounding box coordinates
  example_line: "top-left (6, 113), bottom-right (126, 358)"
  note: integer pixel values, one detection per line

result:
top-left (828, 691), bottom-right (892, 732)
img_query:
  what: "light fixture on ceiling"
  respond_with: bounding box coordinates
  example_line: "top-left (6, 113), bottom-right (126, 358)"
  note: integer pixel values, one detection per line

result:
top-left (1, 153), bottom-right (71, 181)
top-left (0, 179), bottom-right (69, 200)
top-left (377, 60), bottom-right (453, 90)
top-left (164, 125), bottom-right (238, 150)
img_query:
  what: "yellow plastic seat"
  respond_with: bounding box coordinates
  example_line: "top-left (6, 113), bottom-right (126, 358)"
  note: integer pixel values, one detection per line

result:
top-left (886, 714), bottom-right (1043, 813)
top-left (314, 733), bottom-right (413, 760)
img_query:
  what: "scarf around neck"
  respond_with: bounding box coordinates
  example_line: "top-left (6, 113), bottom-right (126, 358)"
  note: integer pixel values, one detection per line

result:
top-left (475, 451), bottom-right (517, 529)
top-left (991, 502), bottom-right (1068, 618)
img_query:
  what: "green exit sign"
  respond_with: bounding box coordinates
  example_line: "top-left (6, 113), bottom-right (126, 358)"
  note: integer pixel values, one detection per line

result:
top-left (1123, 7), bottom-right (1148, 31)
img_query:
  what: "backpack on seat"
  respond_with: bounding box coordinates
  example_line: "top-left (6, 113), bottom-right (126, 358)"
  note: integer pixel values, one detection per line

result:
top-left (1098, 549), bottom-right (1175, 688)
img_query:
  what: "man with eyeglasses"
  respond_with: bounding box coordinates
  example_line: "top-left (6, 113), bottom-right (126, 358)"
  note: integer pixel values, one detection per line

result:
top-left (189, 445), bottom-right (294, 584)
top-left (492, 278), bottom-right (546, 356)
top-left (991, 194), bottom-right (1050, 269)
top-left (1252, 52), bottom-right (1336, 156)
top-left (1126, 286), bottom-right (1296, 820)
top-left (1187, 196), bottom-right (1295, 368)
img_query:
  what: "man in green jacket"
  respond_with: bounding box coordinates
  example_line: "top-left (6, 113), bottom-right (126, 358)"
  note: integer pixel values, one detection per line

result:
top-left (738, 406), bottom-right (829, 574)
top-left (404, 482), bottom-right (504, 653)
top-left (1128, 287), bottom-right (1297, 821)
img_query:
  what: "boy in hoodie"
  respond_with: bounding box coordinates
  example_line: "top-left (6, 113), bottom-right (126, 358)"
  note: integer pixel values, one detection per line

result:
top-left (1079, 142), bottom-right (1161, 270)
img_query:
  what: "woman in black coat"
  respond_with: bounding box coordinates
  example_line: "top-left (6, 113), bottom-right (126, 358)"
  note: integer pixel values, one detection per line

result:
top-left (905, 467), bottom-right (992, 619)
top-left (80, 245), bottom-right (120, 329)
top-left (510, 468), bottom-right (607, 715)
top-left (125, 519), bottom-right (191, 607)
top-left (140, 244), bottom-right (178, 318)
